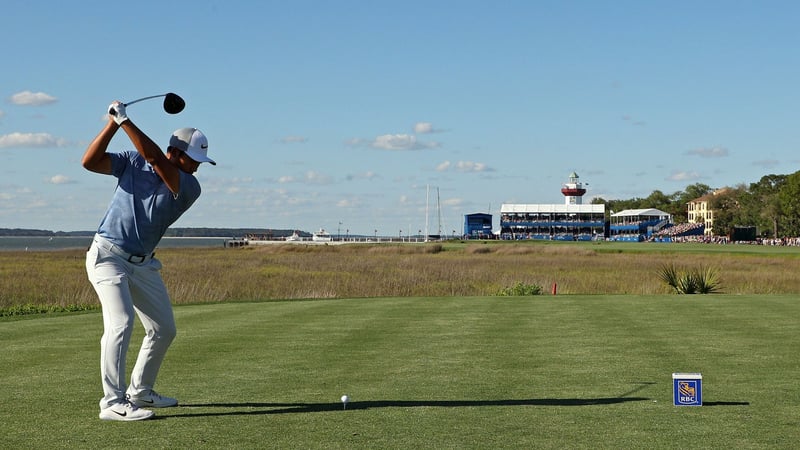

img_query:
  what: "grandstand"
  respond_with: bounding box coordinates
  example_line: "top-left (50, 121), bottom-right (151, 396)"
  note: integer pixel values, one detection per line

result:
top-left (500, 204), bottom-right (605, 241)
top-left (609, 209), bottom-right (671, 242)
top-left (608, 208), bottom-right (706, 242)
top-left (500, 173), bottom-right (605, 241)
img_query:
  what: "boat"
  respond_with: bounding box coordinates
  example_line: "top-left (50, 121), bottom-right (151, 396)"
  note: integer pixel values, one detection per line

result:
top-left (285, 231), bottom-right (302, 242)
top-left (312, 229), bottom-right (332, 242)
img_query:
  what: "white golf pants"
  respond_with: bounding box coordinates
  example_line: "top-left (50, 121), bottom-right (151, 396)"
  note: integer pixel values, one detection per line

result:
top-left (86, 236), bottom-right (176, 410)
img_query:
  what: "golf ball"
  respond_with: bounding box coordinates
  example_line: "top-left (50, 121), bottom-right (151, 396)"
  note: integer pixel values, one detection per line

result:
top-left (341, 395), bottom-right (349, 403)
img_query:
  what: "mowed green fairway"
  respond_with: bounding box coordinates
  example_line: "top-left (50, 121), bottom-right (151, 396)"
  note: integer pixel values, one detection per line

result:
top-left (2, 295), bottom-right (798, 448)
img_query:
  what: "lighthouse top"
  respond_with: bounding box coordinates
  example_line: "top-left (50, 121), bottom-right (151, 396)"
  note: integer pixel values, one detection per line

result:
top-left (561, 172), bottom-right (587, 205)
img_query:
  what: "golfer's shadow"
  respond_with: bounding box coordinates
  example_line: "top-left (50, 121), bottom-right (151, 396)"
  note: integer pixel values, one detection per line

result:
top-left (164, 381), bottom-right (747, 418)
top-left (169, 397), bottom-right (651, 418)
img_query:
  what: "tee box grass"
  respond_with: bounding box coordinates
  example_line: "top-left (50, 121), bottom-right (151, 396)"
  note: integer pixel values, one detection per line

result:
top-left (1, 295), bottom-right (798, 448)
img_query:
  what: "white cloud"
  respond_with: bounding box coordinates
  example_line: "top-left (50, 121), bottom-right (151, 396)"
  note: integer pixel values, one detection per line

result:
top-left (48, 175), bottom-right (73, 184)
top-left (436, 160), bottom-right (493, 173)
top-left (373, 134), bottom-right (417, 150)
top-left (667, 170), bottom-right (704, 181)
top-left (345, 171), bottom-right (379, 181)
top-left (371, 134), bottom-right (440, 151)
top-left (277, 171), bottom-right (333, 185)
top-left (346, 132), bottom-right (441, 151)
top-left (0, 132), bottom-right (68, 148)
top-left (304, 171), bottom-right (332, 184)
top-left (687, 146), bottom-right (729, 158)
top-left (413, 122), bottom-right (447, 134)
top-left (10, 91), bottom-right (58, 106)
top-left (455, 161), bottom-right (492, 172)
top-left (414, 122), bottom-right (433, 134)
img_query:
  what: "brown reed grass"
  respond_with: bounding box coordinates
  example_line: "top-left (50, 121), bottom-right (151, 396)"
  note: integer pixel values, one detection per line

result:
top-left (2, 242), bottom-right (800, 311)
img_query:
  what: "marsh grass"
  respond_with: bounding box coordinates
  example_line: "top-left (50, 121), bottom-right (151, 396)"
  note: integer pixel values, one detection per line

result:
top-left (3, 241), bottom-right (800, 314)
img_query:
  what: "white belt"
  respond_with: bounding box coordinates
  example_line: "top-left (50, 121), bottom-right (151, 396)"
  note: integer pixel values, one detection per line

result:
top-left (93, 235), bottom-right (155, 264)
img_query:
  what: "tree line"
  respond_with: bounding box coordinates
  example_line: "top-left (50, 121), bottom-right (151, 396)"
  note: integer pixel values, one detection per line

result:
top-left (6, 172), bottom-right (800, 239)
top-left (591, 173), bottom-right (800, 238)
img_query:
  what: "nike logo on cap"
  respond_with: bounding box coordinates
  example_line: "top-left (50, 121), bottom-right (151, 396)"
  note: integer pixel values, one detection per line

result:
top-left (201, 144), bottom-right (208, 149)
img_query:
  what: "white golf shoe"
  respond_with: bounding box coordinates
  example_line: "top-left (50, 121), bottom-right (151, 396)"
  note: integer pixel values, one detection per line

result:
top-left (127, 390), bottom-right (178, 408)
top-left (99, 401), bottom-right (154, 421)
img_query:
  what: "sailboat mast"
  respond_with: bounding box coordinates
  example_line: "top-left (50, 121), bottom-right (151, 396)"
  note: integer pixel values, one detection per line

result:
top-left (437, 187), bottom-right (443, 237)
top-left (424, 184), bottom-right (430, 242)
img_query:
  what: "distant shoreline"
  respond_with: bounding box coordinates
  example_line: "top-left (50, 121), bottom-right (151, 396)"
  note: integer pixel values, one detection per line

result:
top-left (0, 227), bottom-right (299, 238)
top-left (0, 236), bottom-right (230, 251)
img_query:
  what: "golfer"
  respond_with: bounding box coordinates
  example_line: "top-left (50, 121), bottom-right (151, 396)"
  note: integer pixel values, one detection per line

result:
top-left (82, 101), bottom-right (215, 421)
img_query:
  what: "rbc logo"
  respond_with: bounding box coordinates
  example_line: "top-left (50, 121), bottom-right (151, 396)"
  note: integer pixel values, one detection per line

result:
top-left (672, 373), bottom-right (702, 406)
top-left (678, 380), bottom-right (697, 404)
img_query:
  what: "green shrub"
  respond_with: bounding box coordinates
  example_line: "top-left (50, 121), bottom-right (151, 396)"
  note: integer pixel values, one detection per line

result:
top-left (495, 282), bottom-right (543, 296)
top-left (0, 303), bottom-right (98, 317)
top-left (658, 264), bottom-right (721, 294)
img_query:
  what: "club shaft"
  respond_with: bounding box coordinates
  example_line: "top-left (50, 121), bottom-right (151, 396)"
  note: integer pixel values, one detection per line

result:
top-left (124, 94), bottom-right (167, 107)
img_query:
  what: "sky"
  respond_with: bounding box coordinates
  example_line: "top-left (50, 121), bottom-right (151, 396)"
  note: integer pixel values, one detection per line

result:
top-left (2, 1), bottom-right (800, 236)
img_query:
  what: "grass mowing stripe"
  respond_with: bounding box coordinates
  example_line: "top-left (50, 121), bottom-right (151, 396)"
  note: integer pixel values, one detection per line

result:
top-left (1, 295), bottom-right (798, 448)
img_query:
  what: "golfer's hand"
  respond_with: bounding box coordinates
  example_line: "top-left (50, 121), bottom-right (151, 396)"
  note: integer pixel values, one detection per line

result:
top-left (108, 101), bottom-right (129, 125)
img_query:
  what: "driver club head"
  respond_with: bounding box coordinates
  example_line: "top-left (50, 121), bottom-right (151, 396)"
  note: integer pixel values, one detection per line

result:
top-left (163, 93), bottom-right (185, 114)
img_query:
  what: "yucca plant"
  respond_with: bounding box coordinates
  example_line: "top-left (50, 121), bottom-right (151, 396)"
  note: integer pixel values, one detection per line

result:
top-left (692, 266), bottom-right (722, 294)
top-left (658, 264), bottom-right (680, 291)
top-left (659, 264), bottom-right (721, 294)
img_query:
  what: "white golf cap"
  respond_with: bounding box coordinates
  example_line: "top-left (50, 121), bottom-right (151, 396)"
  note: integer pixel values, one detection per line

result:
top-left (169, 128), bottom-right (216, 165)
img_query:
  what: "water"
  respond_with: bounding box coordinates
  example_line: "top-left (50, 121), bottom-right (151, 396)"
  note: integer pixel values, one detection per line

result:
top-left (0, 236), bottom-right (229, 251)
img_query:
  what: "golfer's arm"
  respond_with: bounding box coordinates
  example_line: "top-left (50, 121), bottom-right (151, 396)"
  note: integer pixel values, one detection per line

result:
top-left (119, 121), bottom-right (181, 193)
top-left (82, 121), bottom-right (116, 175)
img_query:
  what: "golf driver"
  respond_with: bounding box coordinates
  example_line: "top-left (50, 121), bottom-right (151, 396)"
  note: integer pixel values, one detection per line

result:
top-left (108, 92), bottom-right (185, 116)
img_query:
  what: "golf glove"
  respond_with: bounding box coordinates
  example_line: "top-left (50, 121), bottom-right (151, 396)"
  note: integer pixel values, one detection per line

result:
top-left (108, 101), bottom-right (129, 125)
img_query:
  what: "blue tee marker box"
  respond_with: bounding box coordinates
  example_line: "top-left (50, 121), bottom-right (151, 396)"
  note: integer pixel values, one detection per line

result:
top-left (672, 373), bottom-right (702, 406)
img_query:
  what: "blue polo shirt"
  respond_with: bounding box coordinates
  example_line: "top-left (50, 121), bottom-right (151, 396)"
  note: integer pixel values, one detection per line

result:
top-left (95, 151), bottom-right (201, 256)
